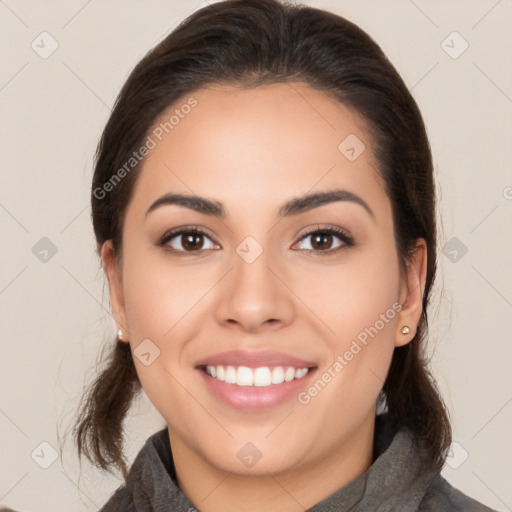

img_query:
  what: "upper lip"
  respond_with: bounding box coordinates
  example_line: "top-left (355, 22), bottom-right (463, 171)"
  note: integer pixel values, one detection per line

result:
top-left (194, 350), bottom-right (317, 369)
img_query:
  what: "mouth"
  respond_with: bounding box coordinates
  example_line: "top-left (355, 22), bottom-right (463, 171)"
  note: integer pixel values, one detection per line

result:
top-left (194, 350), bottom-right (318, 410)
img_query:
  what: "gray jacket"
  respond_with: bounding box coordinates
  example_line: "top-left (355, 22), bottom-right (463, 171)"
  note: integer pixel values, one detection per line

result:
top-left (97, 413), bottom-right (497, 511)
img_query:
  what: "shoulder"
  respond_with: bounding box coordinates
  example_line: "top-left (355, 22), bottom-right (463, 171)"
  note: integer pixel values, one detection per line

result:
top-left (419, 474), bottom-right (498, 512)
top-left (98, 483), bottom-right (137, 512)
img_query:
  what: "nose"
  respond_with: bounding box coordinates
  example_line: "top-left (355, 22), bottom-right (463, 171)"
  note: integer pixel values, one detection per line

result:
top-left (214, 243), bottom-right (295, 333)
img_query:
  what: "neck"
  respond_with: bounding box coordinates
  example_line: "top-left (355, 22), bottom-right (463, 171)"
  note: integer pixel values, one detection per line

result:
top-left (169, 415), bottom-right (375, 512)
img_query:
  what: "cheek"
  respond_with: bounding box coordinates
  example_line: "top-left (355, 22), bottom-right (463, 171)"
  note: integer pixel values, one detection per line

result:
top-left (297, 248), bottom-right (401, 346)
top-left (122, 249), bottom-right (210, 342)
top-left (296, 246), bottom-right (400, 406)
top-left (294, 253), bottom-right (400, 433)
top-left (120, 247), bottom-right (211, 422)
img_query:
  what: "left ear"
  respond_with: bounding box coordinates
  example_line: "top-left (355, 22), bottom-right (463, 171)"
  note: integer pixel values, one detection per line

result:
top-left (395, 238), bottom-right (428, 347)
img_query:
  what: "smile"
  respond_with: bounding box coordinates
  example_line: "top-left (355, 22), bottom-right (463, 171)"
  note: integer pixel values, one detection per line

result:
top-left (203, 365), bottom-right (311, 387)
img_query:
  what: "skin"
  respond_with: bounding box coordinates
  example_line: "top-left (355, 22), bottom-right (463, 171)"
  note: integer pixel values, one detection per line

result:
top-left (102, 82), bottom-right (427, 512)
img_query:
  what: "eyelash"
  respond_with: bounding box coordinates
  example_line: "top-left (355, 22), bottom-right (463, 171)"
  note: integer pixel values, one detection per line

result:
top-left (157, 225), bottom-right (354, 257)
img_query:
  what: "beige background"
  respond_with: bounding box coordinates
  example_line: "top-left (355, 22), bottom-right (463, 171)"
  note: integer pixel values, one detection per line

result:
top-left (1, 0), bottom-right (511, 510)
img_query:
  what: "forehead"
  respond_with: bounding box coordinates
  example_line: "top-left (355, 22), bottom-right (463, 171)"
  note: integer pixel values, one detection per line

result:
top-left (126, 82), bottom-right (389, 223)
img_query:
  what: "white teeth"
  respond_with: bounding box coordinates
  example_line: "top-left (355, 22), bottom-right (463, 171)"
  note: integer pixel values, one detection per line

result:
top-left (224, 365), bottom-right (237, 384)
top-left (271, 366), bottom-right (284, 384)
top-left (237, 366), bottom-right (253, 386)
top-left (253, 367), bottom-right (272, 387)
top-left (204, 365), bottom-right (310, 387)
top-left (284, 367), bottom-right (296, 382)
top-left (295, 368), bottom-right (308, 379)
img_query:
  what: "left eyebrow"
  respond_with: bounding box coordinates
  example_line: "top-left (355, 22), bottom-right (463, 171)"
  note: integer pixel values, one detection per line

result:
top-left (279, 189), bottom-right (375, 221)
top-left (145, 188), bottom-right (375, 221)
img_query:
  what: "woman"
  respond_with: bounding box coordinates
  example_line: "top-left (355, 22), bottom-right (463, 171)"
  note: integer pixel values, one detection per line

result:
top-left (72, 0), bottom-right (497, 510)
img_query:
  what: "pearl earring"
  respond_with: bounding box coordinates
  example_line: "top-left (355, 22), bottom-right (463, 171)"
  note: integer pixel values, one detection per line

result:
top-left (401, 326), bottom-right (410, 334)
top-left (117, 329), bottom-right (123, 340)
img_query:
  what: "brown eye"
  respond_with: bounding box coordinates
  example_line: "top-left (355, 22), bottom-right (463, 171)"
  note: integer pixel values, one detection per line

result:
top-left (159, 228), bottom-right (218, 253)
top-left (180, 232), bottom-right (206, 251)
top-left (295, 226), bottom-right (354, 254)
top-left (310, 232), bottom-right (335, 250)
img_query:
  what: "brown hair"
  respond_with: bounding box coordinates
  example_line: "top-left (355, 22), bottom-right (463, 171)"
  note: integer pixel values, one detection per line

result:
top-left (73, 0), bottom-right (451, 478)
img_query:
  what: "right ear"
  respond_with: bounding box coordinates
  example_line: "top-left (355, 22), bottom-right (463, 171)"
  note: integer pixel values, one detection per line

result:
top-left (101, 240), bottom-right (129, 342)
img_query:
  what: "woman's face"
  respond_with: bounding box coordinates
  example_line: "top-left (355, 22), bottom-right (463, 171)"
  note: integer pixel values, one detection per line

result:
top-left (103, 82), bottom-right (425, 478)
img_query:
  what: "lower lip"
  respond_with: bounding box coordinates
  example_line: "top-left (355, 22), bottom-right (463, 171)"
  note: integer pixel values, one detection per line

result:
top-left (197, 367), bottom-right (317, 411)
